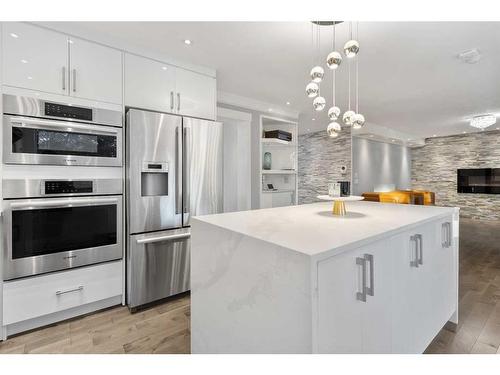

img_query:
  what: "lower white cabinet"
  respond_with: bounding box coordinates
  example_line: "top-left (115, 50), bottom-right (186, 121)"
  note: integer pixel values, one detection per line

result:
top-left (2, 261), bottom-right (122, 325)
top-left (317, 215), bottom-right (457, 353)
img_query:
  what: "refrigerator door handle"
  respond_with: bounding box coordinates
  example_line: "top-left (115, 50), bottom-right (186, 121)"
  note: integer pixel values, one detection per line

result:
top-left (175, 126), bottom-right (182, 215)
top-left (183, 127), bottom-right (190, 217)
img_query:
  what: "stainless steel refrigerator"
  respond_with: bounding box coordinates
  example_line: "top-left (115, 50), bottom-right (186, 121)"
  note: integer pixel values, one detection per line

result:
top-left (126, 108), bottom-right (223, 309)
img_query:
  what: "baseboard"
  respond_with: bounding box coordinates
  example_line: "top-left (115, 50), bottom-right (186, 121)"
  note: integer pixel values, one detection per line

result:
top-left (4, 295), bottom-right (122, 338)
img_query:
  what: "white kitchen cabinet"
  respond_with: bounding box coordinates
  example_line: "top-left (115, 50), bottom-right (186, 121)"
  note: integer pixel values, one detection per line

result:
top-left (2, 22), bottom-right (69, 95)
top-left (124, 53), bottom-right (176, 112)
top-left (69, 37), bottom-right (123, 104)
top-left (175, 68), bottom-right (216, 120)
top-left (2, 22), bottom-right (123, 104)
top-left (124, 53), bottom-right (216, 120)
top-left (318, 239), bottom-right (393, 353)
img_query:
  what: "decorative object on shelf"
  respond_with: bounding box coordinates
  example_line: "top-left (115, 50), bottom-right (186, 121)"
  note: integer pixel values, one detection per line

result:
top-left (264, 129), bottom-right (293, 142)
top-left (263, 152), bottom-right (272, 170)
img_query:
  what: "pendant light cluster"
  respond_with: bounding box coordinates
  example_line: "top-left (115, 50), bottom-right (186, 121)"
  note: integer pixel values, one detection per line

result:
top-left (305, 21), bottom-right (365, 138)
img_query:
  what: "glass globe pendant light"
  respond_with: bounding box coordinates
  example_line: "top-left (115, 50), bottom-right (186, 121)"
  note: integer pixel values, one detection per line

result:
top-left (305, 82), bottom-right (319, 98)
top-left (343, 22), bottom-right (360, 58)
top-left (326, 51), bottom-right (342, 70)
top-left (328, 106), bottom-right (341, 121)
top-left (352, 22), bottom-right (365, 130)
top-left (310, 66), bottom-right (324, 83)
top-left (313, 95), bottom-right (326, 111)
top-left (327, 121), bottom-right (341, 138)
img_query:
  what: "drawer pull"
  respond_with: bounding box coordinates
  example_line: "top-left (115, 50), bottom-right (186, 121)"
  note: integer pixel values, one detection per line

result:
top-left (56, 285), bottom-right (84, 296)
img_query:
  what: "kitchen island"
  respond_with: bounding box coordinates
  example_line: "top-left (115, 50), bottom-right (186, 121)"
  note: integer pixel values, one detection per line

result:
top-left (191, 201), bottom-right (459, 353)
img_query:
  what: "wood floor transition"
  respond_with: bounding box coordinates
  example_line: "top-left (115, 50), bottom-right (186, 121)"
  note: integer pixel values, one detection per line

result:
top-left (0, 218), bottom-right (499, 354)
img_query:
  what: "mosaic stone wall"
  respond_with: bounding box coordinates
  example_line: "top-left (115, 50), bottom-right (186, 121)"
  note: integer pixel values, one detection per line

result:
top-left (298, 129), bottom-right (352, 204)
top-left (411, 130), bottom-right (500, 221)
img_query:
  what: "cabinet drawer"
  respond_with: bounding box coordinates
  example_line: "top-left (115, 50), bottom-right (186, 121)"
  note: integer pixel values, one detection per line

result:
top-left (3, 261), bottom-right (122, 325)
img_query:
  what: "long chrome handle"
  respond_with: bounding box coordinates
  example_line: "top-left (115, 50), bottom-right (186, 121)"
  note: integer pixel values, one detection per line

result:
top-left (441, 223), bottom-right (447, 247)
top-left (11, 197), bottom-right (119, 210)
top-left (177, 93), bottom-right (181, 112)
top-left (356, 256), bottom-right (367, 302)
top-left (364, 254), bottom-right (374, 297)
top-left (170, 91), bottom-right (174, 111)
top-left (417, 234), bottom-right (423, 265)
top-left (56, 285), bottom-right (83, 296)
top-left (410, 235), bottom-right (419, 267)
top-left (183, 127), bottom-right (190, 215)
top-left (9, 116), bottom-right (119, 135)
top-left (175, 126), bottom-right (182, 215)
top-left (72, 69), bottom-right (76, 92)
top-left (136, 232), bottom-right (190, 245)
top-left (446, 222), bottom-right (452, 248)
top-left (62, 66), bottom-right (66, 91)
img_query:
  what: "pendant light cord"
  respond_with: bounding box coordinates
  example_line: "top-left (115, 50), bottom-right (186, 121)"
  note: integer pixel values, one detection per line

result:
top-left (356, 21), bottom-right (359, 113)
top-left (332, 23), bottom-right (336, 107)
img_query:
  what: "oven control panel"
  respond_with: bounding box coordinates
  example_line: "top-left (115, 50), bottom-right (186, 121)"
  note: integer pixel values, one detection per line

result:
top-left (44, 180), bottom-right (94, 195)
top-left (44, 102), bottom-right (93, 121)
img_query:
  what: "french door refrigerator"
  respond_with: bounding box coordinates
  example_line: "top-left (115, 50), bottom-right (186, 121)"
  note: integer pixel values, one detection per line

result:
top-left (126, 108), bottom-right (223, 309)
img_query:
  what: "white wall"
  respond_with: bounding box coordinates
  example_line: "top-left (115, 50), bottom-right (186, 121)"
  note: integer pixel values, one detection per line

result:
top-left (352, 137), bottom-right (411, 195)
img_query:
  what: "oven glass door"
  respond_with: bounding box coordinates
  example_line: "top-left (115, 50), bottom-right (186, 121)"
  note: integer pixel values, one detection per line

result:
top-left (12, 204), bottom-right (117, 259)
top-left (3, 115), bottom-right (122, 166)
top-left (3, 196), bottom-right (123, 280)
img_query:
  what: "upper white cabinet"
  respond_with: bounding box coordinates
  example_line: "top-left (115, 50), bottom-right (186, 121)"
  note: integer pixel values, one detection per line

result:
top-left (69, 37), bottom-right (122, 104)
top-left (2, 23), bottom-right (69, 95)
top-left (125, 53), bottom-right (216, 120)
top-left (125, 53), bottom-right (176, 113)
top-left (2, 23), bottom-right (123, 104)
top-left (175, 68), bottom-right (216, 120)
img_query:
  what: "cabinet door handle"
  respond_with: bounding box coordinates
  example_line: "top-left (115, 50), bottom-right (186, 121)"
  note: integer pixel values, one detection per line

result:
top-left (177, 93), bottom-right (181, 112)
top-left (356, 256), bottom-right (367, 302)
top-left (56, 285), bottom-right (84, 296)
top-left (364, 254), bottom-right (374, 297)
top-left (72, 69), bottom-right (77, 92)
top-left (170, 91), bottom-right (174, 111)
top-left (417, 234), bottom-right (423, 265)
top-left (62, 67), bottom-right (66, 91)
top-left (410, 235), bottom-right (419, 267)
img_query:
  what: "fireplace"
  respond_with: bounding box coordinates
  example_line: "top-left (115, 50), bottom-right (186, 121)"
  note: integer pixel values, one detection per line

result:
top-left (457, 168), bottom-right (500, 194)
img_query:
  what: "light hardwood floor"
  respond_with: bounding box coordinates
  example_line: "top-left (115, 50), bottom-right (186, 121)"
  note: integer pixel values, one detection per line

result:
top-left (0, 218), bottom-right (499, 354)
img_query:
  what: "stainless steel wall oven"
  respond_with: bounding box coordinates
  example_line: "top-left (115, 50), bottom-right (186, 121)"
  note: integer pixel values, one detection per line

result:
top-left (2, 94), bottom-right (122, 167)
top-left (2, 179), bottom-right (123, 280)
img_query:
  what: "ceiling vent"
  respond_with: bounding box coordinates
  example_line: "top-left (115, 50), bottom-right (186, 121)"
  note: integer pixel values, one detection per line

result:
top-left (458, 48), bottom-right (481, 64)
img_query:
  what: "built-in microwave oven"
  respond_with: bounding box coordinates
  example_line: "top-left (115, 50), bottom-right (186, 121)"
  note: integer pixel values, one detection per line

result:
top-left (2, 94), bottom-right (122, 167)
top-left (2, 179), bottom-right (123, 280)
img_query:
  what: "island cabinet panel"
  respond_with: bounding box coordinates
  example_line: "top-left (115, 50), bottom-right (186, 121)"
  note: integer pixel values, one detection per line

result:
top-left (317, 239), bottom-right (394, 353)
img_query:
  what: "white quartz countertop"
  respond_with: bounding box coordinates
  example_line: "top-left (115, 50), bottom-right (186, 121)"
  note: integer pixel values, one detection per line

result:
top-left (192, 201), bottom-right (458, 257)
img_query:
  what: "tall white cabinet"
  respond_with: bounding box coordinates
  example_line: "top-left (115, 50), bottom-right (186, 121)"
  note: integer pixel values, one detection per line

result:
top-left (2, 22), bottom-right (123, 104)
top-left (125, 53), bottom-right (216, 120)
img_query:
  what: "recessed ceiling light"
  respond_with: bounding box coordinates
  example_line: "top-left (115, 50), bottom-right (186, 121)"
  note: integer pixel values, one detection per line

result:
top-left (286, 101), bottom-right (290, 106)
top-left (458, 48), bottom-right (481, 64)
top-left (21, 59), bottom-right (28, 64)
top-left (162, 66), bottom-right (168, 70)
top-left (470, 114), bottom-right (496, 129)
top-left (27, 76), bottom-right (32, 80)
top-left (312, 118), bottom-right (315, 121)
top-left (184, 39), bottom-right (192, 45)
top-left (10, 33), bottom-right (18, 38)
top-left (268, 108), bottom-right (273, 112)
top-left (68, 40), bottom-right (74, 44)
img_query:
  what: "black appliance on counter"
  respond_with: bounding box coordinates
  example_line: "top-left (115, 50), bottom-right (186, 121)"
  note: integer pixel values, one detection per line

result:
top-left (338, 181), bottom-right (351, 197)
top-left (264, 130), bottom-right (293, 142)
top-left (457, 168), bottom-right (500, 194)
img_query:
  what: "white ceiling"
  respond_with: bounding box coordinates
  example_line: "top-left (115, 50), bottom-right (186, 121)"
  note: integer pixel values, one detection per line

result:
top-left (41, 21), bottom-right (500, 137)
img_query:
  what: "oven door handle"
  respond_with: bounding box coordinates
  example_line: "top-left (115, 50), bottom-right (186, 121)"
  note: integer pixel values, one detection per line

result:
top-left (136, 232), bottom-right (190, 245)
top-left (10, 197), bottom-right (120, 210)
top-left (9, 116), bottom-right (119, 135)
